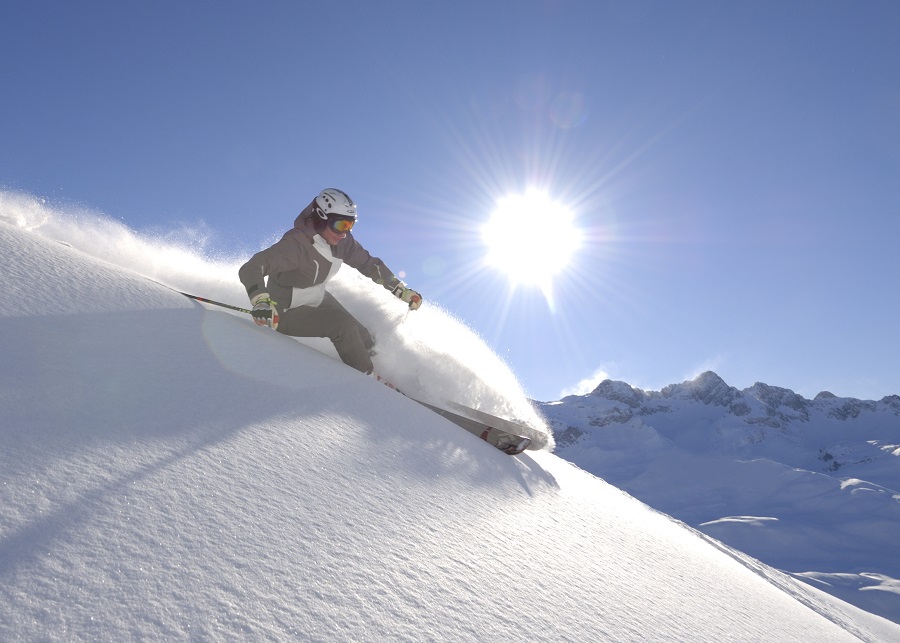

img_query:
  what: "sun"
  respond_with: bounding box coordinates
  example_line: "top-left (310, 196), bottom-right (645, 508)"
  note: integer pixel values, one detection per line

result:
top-left (481, 189), bottom-right (577, 305)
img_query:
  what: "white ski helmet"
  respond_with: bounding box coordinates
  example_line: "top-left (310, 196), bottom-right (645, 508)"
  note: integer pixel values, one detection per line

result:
top-left (314, 188), bottom-right (357, 220)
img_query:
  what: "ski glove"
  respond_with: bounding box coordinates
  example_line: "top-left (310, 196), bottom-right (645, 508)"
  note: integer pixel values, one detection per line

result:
top-left (392, 284), bottom-right (423, 311)
top-left (250, 293), bottom-right (280, 330)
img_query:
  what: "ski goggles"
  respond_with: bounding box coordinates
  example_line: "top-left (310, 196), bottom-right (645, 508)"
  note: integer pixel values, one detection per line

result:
top-left (327, 216), bottom-right (356, 234)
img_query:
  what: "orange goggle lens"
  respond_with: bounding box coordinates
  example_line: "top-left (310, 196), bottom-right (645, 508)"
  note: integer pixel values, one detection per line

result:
top-left (328, 217), bottom-right (356, 233)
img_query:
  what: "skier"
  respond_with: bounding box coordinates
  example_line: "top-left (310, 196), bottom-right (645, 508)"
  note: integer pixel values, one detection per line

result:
top-left (238, 188), bottom-right (422, 375)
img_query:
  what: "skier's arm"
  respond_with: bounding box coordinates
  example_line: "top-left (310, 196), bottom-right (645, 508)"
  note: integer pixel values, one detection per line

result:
top-left (344, 236), bottom-right (423, 310)
top-left (238, 235), bottom-right (303, 301)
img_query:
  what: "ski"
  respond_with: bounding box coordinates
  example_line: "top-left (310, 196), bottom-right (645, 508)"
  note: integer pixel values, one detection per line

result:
top-left (411, 399), bottom-right (532, 455)
top-left (372, 375), bottom-right (531, 454)
top-left (444, 401), bottom-right (536, 443)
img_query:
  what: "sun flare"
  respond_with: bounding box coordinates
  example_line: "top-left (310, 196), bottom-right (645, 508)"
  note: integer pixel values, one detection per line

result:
top-left (481, 190), bottom-right (577, 304)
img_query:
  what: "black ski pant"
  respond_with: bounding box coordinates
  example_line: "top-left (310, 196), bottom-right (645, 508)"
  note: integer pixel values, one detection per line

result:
top-left (276, 291), bottom-right (375, 374)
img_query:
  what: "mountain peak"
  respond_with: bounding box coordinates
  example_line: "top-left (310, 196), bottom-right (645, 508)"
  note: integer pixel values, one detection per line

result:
top-left (745, 381), bottom-right (810, 419)
top-left (590, 379), bottom-right (645, 407)
top-left (660, 371), bottom-right (740, 406)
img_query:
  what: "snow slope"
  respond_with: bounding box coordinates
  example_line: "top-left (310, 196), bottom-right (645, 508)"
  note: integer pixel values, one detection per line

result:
top-left (2, 196), bottom-right (899, 641)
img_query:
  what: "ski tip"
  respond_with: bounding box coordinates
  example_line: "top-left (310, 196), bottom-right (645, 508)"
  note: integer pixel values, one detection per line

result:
top-left (503, 437), bottom-right (531, 455)
top-left (502, 438), bottom-right (531, 455)
top-left (482, 429), bottom-right (531, 455)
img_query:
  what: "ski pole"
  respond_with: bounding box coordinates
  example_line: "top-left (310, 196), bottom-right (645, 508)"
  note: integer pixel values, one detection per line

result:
top-left (150, 277), bottom-right (274, 322)
top-left (178, 291), bottom-right (252, 314)
top-left (178, 288), bottom-right (278, 328)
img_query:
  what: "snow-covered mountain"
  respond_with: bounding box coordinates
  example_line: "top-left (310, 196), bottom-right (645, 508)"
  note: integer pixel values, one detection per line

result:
top-left (541, 371), bottom-right (900, 624)
top-left (2, 192), bottom-right (899, 641)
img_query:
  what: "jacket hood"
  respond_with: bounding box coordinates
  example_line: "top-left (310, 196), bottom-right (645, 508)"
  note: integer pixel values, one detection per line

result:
top-left (293, 199), bottom-right (319, 229)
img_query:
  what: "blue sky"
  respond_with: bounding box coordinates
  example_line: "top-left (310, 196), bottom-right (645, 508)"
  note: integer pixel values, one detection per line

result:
top-left (3, 0), bottom-right (899, 402)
